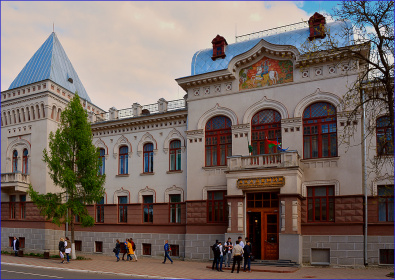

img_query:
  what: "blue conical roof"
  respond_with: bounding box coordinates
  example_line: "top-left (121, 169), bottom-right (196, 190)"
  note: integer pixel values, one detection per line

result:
top-left (9, 32), bottom-right (91, 102)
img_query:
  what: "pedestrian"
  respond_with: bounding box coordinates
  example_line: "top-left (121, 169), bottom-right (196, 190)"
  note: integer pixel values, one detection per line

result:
top-left (11, 237), bottom-right (19, 257)
top-left (211, 240), bottom-right (220, 271)
top-left (122, 238), bottom-right (128, 260)
top-left (65, 237), bottom-right (71, 263)
top-left (126, 239), bottom-right (134, 262)
top-left (218, 241), bottom-right (224, 272)
top-left (162, 240), bottom-right (173, 264)
top-left (238, 236), bottom-right (245, 248)
top-left (231, 240), bottom-right (243, 273)
top-left (224, 237), bottom-right (233, 268)
top-left (114, 239), bottom-right (121, 262)
top-left (130, 238), bottom-right (138, 262)
top-left (243, 240), bottom-right (252, 272)
top-left (58, 237), bottom-right (66, 264)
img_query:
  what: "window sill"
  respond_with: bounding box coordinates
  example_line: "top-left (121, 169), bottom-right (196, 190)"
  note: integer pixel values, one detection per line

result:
top-left (140, 172), bottom-right (155, 176)
top-left (300, 156), bottom-right (339, 162)
top-left (167, 170), bottom-right (183, 174)
top-left (202, 166), bottom-right (227, 171)
top-left (116, 174), bottom-right (129, 177)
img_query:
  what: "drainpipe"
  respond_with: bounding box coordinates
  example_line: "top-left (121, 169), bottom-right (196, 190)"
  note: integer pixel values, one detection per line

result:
top-left (361, 88), bottom-right (368, 266)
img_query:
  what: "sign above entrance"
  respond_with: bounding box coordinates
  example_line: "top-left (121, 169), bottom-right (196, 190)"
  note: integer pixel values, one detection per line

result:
top-left (237, 177), bottom-right (285, 189)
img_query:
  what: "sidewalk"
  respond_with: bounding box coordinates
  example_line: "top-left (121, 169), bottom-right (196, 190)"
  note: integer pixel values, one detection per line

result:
top-left (1, 254), bottom-right (392, 279)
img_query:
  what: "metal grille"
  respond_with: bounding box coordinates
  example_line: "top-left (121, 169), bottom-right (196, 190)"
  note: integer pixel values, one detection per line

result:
top-left (303, 102), bottom-right (336, 119)
top-left (252, 110), bottom-right (281, 125)
top-left (206, 116), bottom-right (232, 131)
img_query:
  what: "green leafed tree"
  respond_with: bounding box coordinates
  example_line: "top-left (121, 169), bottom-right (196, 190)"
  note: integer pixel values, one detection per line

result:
top-left (28, 94), bottom-right (105, 259)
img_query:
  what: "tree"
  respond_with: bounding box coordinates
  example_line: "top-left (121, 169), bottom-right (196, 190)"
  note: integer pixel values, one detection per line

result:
top-left (301, 1), bottom-right (394, 181)
top-left (28, 94), bottom-right (105, 259)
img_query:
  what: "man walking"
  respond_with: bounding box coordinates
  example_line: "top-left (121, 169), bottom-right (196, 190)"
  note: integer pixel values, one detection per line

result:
top-left (218, 241), bottom-right (224, 272)
top-left (224, 237), bottom-right (233, 268)
top-left (231, 240), bottom-right (244, 273)
top-left (162, 240), bottom-right (173, 264)
top-left (12, 237), bottom-right (19, 256)
top-left (243, 240), bottom-right (252, 272)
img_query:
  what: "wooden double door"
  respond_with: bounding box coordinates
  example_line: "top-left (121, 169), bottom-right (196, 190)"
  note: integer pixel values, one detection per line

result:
top-left (246, 192), bottom-right (279, 260)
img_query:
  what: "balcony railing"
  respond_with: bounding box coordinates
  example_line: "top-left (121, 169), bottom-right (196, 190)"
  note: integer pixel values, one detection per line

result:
top-left (227, 151), bottom-right (300, 171)
top-left (1, 173), bottom-right (30, 192)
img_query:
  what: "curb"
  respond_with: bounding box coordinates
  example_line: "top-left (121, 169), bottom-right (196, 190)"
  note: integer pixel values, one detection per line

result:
top-left (2, 262), bottom-right (183, 279)
top-left (205, 265), bottom-right (298, 273)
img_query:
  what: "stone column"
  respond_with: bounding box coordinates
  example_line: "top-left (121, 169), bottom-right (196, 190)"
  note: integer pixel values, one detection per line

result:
top-left (109, 107), bottom-right (118, 120)
top-left (158, 98), bottom-right (168, 113)
top-left (132, 103), bottom-right (142, 117)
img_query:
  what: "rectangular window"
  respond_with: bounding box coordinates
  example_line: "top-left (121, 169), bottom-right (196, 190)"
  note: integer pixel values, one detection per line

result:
top-left (20, 195), bottom-right (26, 219)
top-left (95, 241), bottom-right (103, 253)
top-left (10, 195), bottom-right (16, 219)
top-left (142, 243), bottom-right (151, 255)
top-left (169, 194), bottom-right (181, 223)
top-left (170, 244), bottom-right (179, 256)
top-left (207, 191), bottom-right (227, 223)
top-left (75, 240), bottom-right (82, 251)
top-left (19, 237), bottom-right (25, 248)
top-left (96, 197), bottom-right (104, 223)
top-left (143, 195), bottom-right (154, 223)
top-left (378, 185), bottom-right (394, 222)
top-left (380, 249), bottom-right (394, 264)
top-left (118, 196), bottom-right (128, 223)
top-left (307, 186), bottom-right (334, 222)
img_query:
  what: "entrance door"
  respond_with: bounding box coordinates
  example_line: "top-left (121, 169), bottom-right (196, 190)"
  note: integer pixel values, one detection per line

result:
top-left (247, 212), bottom-right (261, 259)
top-left (246, 192), bottom-right (279, 260)
top-left (263, 213), bottom-right (279, 260)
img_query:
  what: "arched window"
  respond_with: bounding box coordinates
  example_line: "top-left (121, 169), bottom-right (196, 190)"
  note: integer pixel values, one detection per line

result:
top-left (143, 143), bottom-right (154, 173)
top-left (12, 150), bottom-right (18, 172)
top-left (21, 108), bottom-right (25, 122)
top-left (376, 116), bottom-right (393, 156)
top-left (36, 105), bottom-right (41, 119)
top-left (169, 140), bottom-right (181, 171)
top-left (3, 112), bottom-right (7, 126)
top-left (251, 109), bottom-right (281, 155)
top-left (51, 106), bottom-right (56, 119)
top-left (26, 108), bottom-right (31, 121)
top-left (98, 148), bottom-right (105, 175)
top-left (205, 116), bottom-right (232, 166)
top-left (303, 102), bottom-right (337, 159)
top-left (17, 109), bottom-right (21, 123)
top-left (12, 110), bottom-right (17, 124)
top-left (31, 106), bottom-right (35, 120)
top-left (22, 149), bottom-right (28, 174)
top-left (56, 108), bottom-right (61, 122)
top-left (119, 146), bottom-right (128, 175)
top-left (8, 111), bottom-right (12, 124)
top-left (41, 103), bottom-right (46, 118)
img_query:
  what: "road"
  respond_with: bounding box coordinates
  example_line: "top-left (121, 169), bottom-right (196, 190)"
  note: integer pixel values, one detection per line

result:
top-left (1, 263), bottom-right (156, 279)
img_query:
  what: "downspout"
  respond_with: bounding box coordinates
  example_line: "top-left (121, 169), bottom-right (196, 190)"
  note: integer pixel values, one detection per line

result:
top-left (361, 88), bottom-right (368, 266)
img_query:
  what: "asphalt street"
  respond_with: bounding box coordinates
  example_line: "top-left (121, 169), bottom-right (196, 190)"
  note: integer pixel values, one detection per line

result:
top-left (1, 263), bottom-right (155, 279)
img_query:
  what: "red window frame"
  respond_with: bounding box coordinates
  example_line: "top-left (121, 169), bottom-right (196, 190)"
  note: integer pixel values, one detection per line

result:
top-left (96, 197), bottom-right (104, 223)
top-left (169, 194), bottom-right (181, 223)
top-left (143, 143), bottom-right (154, 173)
top-left (9, 195), bottom-right (16, 219)
top-left (376, 116), bottom-right (394, 156)
top-left (303, 102), bottom-right (337, 159)
top-left (119, 146), bottom-right (128, 175)
top-left (143, 195), bottom-right (154, 223)
top-left (378, 185), bottom-right (394, 222)
top-left (118, 196), bottom-right (128, 223)
top-left (75, 240), bottom-right (82, 251)
top-left (207, 190), bottom-right (227, 223)
top-left (95, 241), bottom-right (103, 253)
top-left (22, 149), bottom-right (28, 174)
top-left (251, 109), bottom-right (281, 155)
top-left (12, 150), bottom-right (18, 173)
top-left (205, 116), bottom-right (232, 167)
top-left (169, 140), bottom-right (181, 171)
top-left (307, 186), bottom-right (335, 222)
top-left (20, 195), bottom-right (26, 219)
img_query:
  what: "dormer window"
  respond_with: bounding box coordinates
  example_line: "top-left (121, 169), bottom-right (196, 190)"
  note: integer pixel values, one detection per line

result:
top-left (211, 35), bottom-right (228, 61)
top-left (308, 12), bottom-right (326, 41)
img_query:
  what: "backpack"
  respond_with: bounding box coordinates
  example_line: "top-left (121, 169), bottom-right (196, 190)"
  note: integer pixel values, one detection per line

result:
top-left (132, 241), bottom-right (136, 251)
top-left (59, 241), bottom-right (65, 252)
top-left (212, 243), bottom-right (220, 255)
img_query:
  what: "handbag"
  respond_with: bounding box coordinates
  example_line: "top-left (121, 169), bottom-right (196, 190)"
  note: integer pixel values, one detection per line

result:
top-left (113, 248), bottom-right (117, 253)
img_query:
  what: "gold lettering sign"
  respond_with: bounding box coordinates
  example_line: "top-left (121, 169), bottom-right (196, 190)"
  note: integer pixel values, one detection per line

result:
top-left (237, 176), bottom-right (285, 189)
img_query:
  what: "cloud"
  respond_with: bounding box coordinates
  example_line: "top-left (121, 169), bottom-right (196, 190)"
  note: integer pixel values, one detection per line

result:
top-left (1, 1), bottom-right (309, 111)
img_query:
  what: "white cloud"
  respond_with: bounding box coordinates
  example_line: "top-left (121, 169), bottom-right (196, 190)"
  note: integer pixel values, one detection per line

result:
top-left (1, 1), bottom-right (309, 111)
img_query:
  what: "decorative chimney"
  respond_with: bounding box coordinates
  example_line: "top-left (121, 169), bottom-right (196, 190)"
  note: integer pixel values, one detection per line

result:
top-left (211, 35), bottom-right (228, 61)
top-left (158, 98), bottom-right (168, 113)
top-left (132, 102), bottom-right (142, 117)
top-left (109, 107), bottom-right (118, 120)
top-left (308, 12), bottom-right (326, 41)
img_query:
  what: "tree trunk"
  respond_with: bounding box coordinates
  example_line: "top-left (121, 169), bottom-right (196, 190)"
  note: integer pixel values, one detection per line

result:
top-left (70, 213), bottom-right (76, 259)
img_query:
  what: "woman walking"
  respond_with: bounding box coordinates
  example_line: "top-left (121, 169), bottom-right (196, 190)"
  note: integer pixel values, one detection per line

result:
top-left (58, 238), bottom-right (65, 264)
top-left (64, 237), bottom-right (71, 263)
top-left (115, 239), bottom-right (121, 262)
top-left (126, 239), bottom-right (134, 262)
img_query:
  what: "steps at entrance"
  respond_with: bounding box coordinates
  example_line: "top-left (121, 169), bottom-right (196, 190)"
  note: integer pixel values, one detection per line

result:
top-left (252, 259), bottom-right (299, 267)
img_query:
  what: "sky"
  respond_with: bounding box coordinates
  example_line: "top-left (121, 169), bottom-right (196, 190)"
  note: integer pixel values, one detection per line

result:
top-left (1, 1), bottom-right (341, 111)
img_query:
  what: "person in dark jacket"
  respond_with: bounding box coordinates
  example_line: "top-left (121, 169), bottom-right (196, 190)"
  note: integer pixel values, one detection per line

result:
top-left (121, 238), bottom-right (128, 260)
top-left (243, 240), bottom-right (252, 272)
top-left (162, 240), bottom-right (173, 264)
top-left (211, 240), bottom-right (220, 271)
top-left (115, 239), bottom-right (121, 262)
top-left (12, 237), bottom-right (19, 256)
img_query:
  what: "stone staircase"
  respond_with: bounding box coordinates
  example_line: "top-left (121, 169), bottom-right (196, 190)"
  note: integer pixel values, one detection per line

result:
top-left (251, 259), bottom-right (300, 267)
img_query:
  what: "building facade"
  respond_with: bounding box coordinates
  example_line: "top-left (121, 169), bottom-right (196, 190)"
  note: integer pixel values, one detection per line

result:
top-left (1, 14), bottom-right (393, 266)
